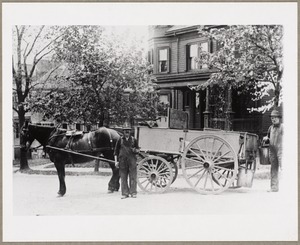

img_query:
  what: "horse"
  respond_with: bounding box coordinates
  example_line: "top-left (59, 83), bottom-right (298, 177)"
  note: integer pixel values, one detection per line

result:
top-left (22, 124), bottom-right (121, 197)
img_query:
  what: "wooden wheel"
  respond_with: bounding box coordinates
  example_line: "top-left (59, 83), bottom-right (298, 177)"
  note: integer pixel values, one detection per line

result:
top-left (137, 155), bottom-right (173, 193)
top-left (182, 135), bottom-right (238, 194)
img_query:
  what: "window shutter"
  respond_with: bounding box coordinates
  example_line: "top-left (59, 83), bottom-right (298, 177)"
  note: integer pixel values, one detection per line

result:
top-left (197, 45), bottom-right (201, 69)
top-left (185, 45), bottom-right (190, 71)
top-left (209, 39), bottom-right (213, 53)
top-left (151, 49), bottom-right (154, 64)
top-left (147, 50), bottom-right (151, 64)
top-left (167, 47), bottom-right (171, 73)
top-left (156, 48), bottom-right (159, 73)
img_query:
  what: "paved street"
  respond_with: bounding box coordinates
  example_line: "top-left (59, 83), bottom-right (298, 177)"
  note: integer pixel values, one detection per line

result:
top-left (7, 164), bottom-right (298, 242)
top-left (12, 169), bottom-right (287, 216)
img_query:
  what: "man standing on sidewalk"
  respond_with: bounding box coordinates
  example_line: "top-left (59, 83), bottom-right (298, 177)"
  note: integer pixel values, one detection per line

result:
top-left (114, 122), bottom-right (139, 199)
top-left (263, 108), bottom-right (283, 192)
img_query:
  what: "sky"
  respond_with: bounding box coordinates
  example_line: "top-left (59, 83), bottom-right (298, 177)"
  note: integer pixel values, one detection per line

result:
top-left (12, 25), bottom-right (150, 66)
top-left (103, 25), bottom-right (149, 50)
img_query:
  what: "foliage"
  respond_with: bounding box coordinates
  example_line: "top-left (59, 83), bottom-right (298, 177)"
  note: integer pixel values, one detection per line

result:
top-left (193, 25), bottom-right (283, 112)
top-left (13, 26), bottom-right (61, 117)
top-left (31, 26), bottom-right (158, 126)
top-left (12, 25), bottom-right (64, 169)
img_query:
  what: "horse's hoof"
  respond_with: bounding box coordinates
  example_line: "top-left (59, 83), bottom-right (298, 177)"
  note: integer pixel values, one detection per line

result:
top-left (57, 191), bottom-right (65, 197)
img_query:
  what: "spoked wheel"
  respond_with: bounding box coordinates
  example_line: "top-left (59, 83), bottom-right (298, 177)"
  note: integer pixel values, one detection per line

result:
top-left (137, 155), bottom-right (173, 193)
top-left (182, 135), bottom-right (238, 194)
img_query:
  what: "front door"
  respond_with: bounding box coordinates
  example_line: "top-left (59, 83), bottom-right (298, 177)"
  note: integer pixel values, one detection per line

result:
top-left (183, 90), bottom-right (205, 129)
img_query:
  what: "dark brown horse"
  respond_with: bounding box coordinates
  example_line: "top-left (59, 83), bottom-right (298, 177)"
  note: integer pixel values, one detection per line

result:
top-left (23, 124), bottom-right (120, 196)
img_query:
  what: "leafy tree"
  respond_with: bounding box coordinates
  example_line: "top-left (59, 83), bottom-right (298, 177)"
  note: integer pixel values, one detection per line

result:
top-left (33, 26), bottom-right (158, 127)
top-left (193, 25), bottom-right (283, 113)
top-left (12, 25), bottom-right (63, 170)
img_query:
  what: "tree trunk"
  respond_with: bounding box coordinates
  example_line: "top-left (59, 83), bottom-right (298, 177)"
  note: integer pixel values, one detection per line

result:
top-left (18, 108), bottom-right (30, 170)
top-left (274, 83), bottom-right (280, 108)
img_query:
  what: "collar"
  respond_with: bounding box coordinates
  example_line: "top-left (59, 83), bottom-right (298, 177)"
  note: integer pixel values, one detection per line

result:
top-left (122, 135), bottom-right (131, 140)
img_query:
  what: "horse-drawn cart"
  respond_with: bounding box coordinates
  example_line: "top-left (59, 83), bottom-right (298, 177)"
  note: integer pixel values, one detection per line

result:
top-left (135, 125), bottom-right (259, 194)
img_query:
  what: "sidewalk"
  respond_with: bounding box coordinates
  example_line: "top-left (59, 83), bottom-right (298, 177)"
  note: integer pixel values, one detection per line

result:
top-left (13, 160), bottom-right (271, 179)
top-left (13, 160), bottom-right (113, 176)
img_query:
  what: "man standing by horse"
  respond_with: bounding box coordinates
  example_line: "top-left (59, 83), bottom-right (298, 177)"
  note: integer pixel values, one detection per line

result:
top-left (114, 122), bottom-right (140, 199)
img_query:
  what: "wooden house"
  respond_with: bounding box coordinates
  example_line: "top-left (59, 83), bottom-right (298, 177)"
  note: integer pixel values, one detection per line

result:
top-left (148, 25), bottom-right (276, 137)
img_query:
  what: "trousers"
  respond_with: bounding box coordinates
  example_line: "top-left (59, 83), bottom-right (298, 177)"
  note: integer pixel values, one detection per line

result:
top-left (269, 146), bottom-right (281, 191)
top-left (119, 157), bottom-right (137, 196)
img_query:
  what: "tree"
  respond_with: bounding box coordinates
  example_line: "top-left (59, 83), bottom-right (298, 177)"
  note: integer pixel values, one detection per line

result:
top-left (12, 25), bottom-right (63, 170)
top-left (193, 25), bottom-right (283, 113)
top-left (33, 26), bottom-right (158, 127)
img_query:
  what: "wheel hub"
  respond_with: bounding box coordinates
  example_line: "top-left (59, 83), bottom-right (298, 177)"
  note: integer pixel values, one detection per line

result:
top-left (150, 172), bottom-right (158, 181)
top-left (203, 160), bottom-right (214, 170)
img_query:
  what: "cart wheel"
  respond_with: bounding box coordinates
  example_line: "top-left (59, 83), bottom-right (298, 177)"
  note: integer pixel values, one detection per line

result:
top-left (137, 155), bottom-right (173, 193)
top-left (182, 135), bottom-right (238, 194)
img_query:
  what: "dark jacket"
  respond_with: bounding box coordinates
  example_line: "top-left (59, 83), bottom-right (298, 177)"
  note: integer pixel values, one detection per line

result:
top-left (114, 136), bottom-right (139, 161)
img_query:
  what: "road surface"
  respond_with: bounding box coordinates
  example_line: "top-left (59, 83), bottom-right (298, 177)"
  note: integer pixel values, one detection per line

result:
top-left (8, 167), bottom-right (297, 242)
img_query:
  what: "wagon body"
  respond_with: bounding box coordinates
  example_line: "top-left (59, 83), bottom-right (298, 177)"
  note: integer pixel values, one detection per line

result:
top-left (136, 127), bottom-right (258, 161)
top-left (135, 126), bottom-right (259, 194)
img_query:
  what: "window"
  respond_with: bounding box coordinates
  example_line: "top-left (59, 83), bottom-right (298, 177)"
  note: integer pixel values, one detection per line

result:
top-left (159, 94), bottom-right (169, 104)
top-left (187, 41), bottom-right (209, 70)
top-left (158, 48), bottom-right (169, 73)
top-left (188, 44), bottom-right (198, 70)
top-left (234, 44), bottom-right (242, 58)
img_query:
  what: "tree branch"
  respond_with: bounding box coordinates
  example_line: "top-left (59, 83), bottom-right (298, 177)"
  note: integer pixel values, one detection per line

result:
top-left (29, 65), bottom-right (61, 90)
top-left (13, 106), bottom-right (19, 113)
top-left (35, 32), bottom-right (62, 58)
top-left (29, 47), bottom-right (56, 78)
top-left (24, 26), bottom-right (44, 58)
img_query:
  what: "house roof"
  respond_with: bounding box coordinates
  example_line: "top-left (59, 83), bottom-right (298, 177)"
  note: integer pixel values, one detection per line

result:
top-left (34, 64), bottom-right (71, 90)
top-left (164, 25), bottom-right (227, 36)
top-left (165, 25), bottom-right (200, 36)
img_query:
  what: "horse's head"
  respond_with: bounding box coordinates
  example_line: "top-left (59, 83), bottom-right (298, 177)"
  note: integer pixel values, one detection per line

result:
top-left (21, 123), bottom-right (35, 150)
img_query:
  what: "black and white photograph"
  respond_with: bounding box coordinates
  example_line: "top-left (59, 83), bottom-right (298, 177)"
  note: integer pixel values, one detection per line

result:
top-left (3, 2), bottom-right (298, 242)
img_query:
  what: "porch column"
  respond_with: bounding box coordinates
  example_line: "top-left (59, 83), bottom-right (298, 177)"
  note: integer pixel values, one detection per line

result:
top-left (171, 87), bottom-right (176, 109)
top-left (203, 86), bottom-right (212, 128)
top-left (225, 84), bottom-right (235, 131)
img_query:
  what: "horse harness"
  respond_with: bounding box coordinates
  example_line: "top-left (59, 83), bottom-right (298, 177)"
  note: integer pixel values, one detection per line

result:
top-left (47, 127), bottom-right (114, 153)
top-left (87, 127), bottom-right (114, 152)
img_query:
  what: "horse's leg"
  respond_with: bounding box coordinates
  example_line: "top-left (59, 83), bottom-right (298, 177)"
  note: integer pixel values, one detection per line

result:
top-left (105, 151), bottom-right (120, 192)
top-left (54, 159), bottom-right (66, 197)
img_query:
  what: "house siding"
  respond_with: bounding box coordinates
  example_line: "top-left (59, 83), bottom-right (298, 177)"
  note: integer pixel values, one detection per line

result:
top-left (149, 26), bottom-right (279, 137)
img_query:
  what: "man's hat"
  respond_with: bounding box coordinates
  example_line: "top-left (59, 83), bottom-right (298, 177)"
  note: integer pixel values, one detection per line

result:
top-left (122, 122), bottom-right (132, 130)
top-left (270, 109), bottom-right (282, 118)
